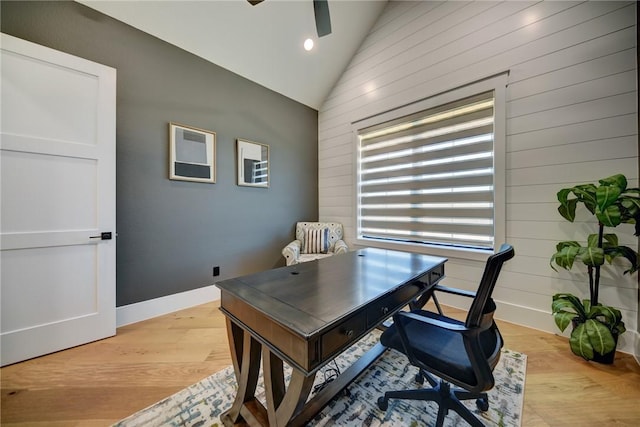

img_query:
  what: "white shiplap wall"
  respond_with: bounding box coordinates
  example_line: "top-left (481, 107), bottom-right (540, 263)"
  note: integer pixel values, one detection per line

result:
top-left (318, 1), bottom-right (638, 353)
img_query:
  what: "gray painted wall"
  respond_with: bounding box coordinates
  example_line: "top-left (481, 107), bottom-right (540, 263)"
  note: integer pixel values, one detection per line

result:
top-left (1, 1), bottom-right (319, 306)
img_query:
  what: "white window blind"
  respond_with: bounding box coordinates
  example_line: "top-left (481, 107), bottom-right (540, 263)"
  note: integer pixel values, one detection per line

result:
top-left (357, 91), bottom-right (496, 250)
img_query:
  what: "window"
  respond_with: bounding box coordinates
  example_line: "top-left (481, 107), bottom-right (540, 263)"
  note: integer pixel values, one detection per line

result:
top-left (354, 75), bottom-right (507, 257)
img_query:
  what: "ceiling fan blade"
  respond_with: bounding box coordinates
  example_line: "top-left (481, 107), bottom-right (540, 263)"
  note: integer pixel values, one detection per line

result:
top-left (313, 0), bottom-right (332, 37)
top-left (247, 0), bottom-right (264, 5)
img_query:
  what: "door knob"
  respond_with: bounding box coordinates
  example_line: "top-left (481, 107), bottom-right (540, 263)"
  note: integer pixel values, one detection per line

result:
top-left (90, 232), bottom-right (113, 240)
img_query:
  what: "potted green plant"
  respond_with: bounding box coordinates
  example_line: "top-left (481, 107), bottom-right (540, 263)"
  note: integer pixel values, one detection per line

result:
top-left (550, 174), bottom-right (639, 363)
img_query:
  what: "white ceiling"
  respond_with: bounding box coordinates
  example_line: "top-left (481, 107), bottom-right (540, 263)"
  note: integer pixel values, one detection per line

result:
top-left (79, 0), bottom-right (388, 109)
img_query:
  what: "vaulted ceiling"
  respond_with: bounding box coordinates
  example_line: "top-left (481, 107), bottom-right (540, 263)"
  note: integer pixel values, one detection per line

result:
top-left (79, 0), bottom-right (388, 109)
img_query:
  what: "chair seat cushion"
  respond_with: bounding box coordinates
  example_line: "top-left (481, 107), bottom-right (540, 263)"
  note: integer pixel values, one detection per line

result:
top-left (298, 253), bottom-right (334, 263)
top-left (380, 309), bottom-right (499, 388)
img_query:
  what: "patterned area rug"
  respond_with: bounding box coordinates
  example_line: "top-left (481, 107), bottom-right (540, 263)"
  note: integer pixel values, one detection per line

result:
top-left (114, 330), bottom-right (526, 427)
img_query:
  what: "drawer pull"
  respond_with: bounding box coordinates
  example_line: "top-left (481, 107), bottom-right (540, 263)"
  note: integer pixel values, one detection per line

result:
top-left (381, 307), bottom-right (389, 315)
top-left (344, 329), bottom-right (354, 337)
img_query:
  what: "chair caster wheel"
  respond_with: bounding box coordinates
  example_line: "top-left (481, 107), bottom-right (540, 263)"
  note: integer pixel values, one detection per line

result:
top-left (476, 398), bottom-right (489, 412)
top-left (415, 372), bottom-right (424, 384)
top-left (377, 396), bottom-right (388, 411)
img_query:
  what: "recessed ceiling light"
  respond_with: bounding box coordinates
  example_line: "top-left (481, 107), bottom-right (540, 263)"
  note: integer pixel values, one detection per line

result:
top-left (304, 38), bottom-right (314, 51)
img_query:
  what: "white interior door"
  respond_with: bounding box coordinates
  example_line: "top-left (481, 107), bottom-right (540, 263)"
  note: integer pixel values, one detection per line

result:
top-left (0, 33), bottom-right (116, 366)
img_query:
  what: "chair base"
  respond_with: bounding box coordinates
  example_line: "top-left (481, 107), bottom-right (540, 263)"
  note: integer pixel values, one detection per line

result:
top-left (377, 370), bottom-right (488, 427)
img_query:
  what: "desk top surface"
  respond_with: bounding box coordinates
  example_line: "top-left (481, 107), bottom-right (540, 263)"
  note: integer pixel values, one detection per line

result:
top-left (216, 247), bottom-right (446, 337)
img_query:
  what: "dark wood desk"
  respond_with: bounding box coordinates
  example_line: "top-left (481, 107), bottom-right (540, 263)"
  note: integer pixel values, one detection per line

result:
top-left (216, 247), bottom-right (446, 427)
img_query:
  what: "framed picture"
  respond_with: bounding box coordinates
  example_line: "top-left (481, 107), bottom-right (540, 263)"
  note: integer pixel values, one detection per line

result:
top-left (237, 139), bottom-right (269, 188)
top-left (169, 122), bottom-right (216, 183)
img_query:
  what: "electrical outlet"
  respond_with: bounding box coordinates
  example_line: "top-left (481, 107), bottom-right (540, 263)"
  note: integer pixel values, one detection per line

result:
top-left (213, 266), bottom-right (220, 277)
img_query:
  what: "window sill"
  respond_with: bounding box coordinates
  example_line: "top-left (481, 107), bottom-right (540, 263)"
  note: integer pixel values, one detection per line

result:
top-left (353, 238), bottom-right (493, 262)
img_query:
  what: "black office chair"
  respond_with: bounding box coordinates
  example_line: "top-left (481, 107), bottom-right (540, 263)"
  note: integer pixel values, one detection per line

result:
top-left (377, 244), bottom-right (515, 427)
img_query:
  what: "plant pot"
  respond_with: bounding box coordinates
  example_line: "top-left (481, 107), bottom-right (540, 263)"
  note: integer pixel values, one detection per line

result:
top-left (570, 318), bottom-right (618, 364)
top-left (591, 346), bottom-right (616, 364)
top-left (591, 332), bottom-right (618, 364)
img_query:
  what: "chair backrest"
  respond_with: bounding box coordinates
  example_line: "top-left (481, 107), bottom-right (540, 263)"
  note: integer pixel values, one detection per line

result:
top-left (295, 222), bottom-right (343, 251)
top-left (465, 243), bottom-right (515, 329)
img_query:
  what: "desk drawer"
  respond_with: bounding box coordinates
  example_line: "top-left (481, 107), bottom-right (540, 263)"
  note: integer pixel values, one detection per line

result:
top-left (428, 264), bottom-right (445, 285)
top-left (366, 282), bottom-right (423, 328)
top-left (321, 314), bottom-right (366, 360)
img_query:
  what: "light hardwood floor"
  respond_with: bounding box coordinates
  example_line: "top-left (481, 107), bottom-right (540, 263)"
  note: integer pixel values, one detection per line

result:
top-left (1, 300), bottom-right (640, 426)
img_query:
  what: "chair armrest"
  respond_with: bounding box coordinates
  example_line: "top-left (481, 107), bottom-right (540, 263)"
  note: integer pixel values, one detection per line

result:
top-left (333, 239), bottom-right (348, 254)
top-left (433, 284), bottom-right (476, 299)
top-left (282, 240), bottom-right (301, 266)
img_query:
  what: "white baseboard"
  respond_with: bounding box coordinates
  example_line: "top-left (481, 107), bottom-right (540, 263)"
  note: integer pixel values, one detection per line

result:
top-left (437, 294), bottom-right (636, 356)
top-left (496, 301), bottom-right (639, 360)
top-left (116, 285), bottom-right (221, 327)
top-left (497, 299), bottom-right (635, 356)
top-left (115, 286), bottom-right (639, 360)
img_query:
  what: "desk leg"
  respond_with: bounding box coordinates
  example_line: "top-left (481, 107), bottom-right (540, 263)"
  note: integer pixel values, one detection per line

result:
top-left (221, 326), bottom-right (390, 426)
top-left (263, 347), bottom-right (315, 427)
top-left (226, 317), bottom-right (244, 379)
top-left (263, 349), bottom-right (285, 409)
top-left (221, 321), bottom-right (262, 426)
top-left (221, 321), bottom-right (316, 427)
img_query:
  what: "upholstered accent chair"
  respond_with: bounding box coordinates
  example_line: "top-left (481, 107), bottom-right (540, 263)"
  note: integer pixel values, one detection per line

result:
top-left (282, 222), bottom-right (349, 266)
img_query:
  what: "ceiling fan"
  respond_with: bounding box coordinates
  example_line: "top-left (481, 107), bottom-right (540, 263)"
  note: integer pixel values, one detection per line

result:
top-left (248, 0), bottom-right (332, 38)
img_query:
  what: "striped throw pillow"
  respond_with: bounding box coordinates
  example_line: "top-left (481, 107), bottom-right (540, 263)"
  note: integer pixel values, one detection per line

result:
top-left (302, 228), bottom-right (329, 254)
